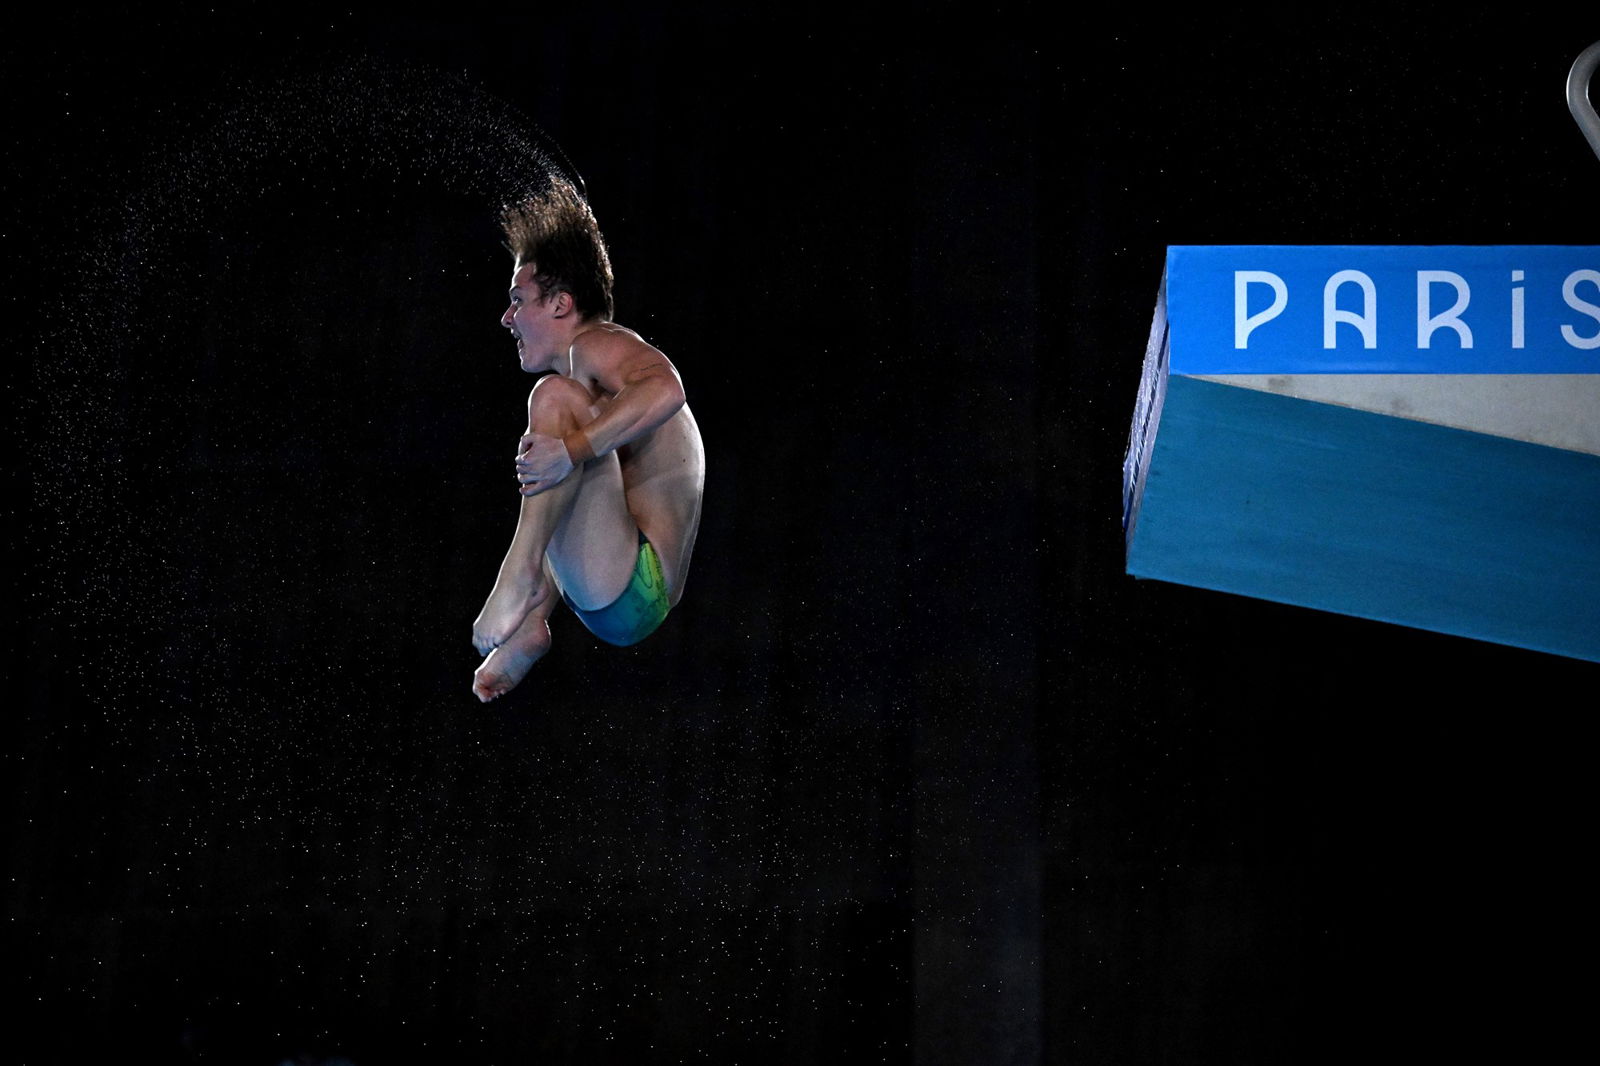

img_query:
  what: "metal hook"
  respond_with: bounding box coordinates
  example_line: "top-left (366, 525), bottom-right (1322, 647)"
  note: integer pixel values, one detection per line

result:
top-left (1568, 41), bottom-right (1600, 164)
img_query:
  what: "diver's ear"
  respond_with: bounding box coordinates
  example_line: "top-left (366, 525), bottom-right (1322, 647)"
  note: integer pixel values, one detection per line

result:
top-left (551, 289), bottom-right (576, 319)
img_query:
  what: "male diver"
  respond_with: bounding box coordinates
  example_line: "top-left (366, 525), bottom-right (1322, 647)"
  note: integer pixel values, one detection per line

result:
top-left (471, 180), bottom-right (705, 702)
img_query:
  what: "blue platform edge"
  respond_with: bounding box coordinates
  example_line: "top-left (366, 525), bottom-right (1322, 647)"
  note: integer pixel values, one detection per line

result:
top-left (1127, 375), bottom-right (1600, 662)
top-left (1168, 245), bottom-right (1600, 374)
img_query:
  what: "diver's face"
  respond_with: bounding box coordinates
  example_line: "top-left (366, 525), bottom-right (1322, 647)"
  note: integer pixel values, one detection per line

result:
top-left (500, 262), bottom-right (556, 372)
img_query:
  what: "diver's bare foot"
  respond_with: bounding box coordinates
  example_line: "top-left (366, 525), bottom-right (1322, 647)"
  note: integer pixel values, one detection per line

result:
top-left (473, 617), bottom-right (552, 702)
top-left (472, 568), bottom-right (550, 654)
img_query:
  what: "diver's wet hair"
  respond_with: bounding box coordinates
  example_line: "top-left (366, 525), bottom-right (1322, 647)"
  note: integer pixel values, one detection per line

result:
top-left (500, 179), bottom-right (615, 321)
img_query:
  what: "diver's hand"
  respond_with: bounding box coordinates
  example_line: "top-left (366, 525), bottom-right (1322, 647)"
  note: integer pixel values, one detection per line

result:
top-left (514, 432), bottom-right (577, 496)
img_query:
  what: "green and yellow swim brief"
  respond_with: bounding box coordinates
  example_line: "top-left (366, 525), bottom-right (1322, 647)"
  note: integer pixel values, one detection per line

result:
top-left (562, 533), bottom-right (671, 647)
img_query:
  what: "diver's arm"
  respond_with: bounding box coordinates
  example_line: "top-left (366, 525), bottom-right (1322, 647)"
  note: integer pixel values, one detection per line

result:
top-left (513, 330), bottom-right (685, 495)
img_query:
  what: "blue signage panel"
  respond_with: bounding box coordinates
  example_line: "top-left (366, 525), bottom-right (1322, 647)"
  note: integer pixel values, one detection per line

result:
top-left (1167, 246), bottom-right (1600, 374)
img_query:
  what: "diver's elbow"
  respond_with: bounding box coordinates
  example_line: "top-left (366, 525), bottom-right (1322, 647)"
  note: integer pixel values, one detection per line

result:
top-left (661, 376), bottom-right (687, 417)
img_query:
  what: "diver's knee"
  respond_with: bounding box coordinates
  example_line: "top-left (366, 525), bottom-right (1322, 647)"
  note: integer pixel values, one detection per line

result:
top-left (527, 374), bottom-right (592, 419)
top-left (526, 376), bottom-right (594, 436)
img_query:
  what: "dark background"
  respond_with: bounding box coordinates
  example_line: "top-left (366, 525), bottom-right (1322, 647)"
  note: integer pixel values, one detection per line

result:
top-left (5, 8), bottom-right (1597, 1064)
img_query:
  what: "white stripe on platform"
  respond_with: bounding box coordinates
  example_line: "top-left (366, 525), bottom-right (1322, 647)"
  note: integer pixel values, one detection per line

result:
top-left (1191, 374), bottom-right (1600, 457)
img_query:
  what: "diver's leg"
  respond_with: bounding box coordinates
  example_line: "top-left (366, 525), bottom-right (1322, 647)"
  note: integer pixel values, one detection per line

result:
top-left (471, 375), bottom-right (635, 652)
top-left (473, 560), bottom-right (558, 702)
top-left (612, 404), bottom-right (705, 608)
